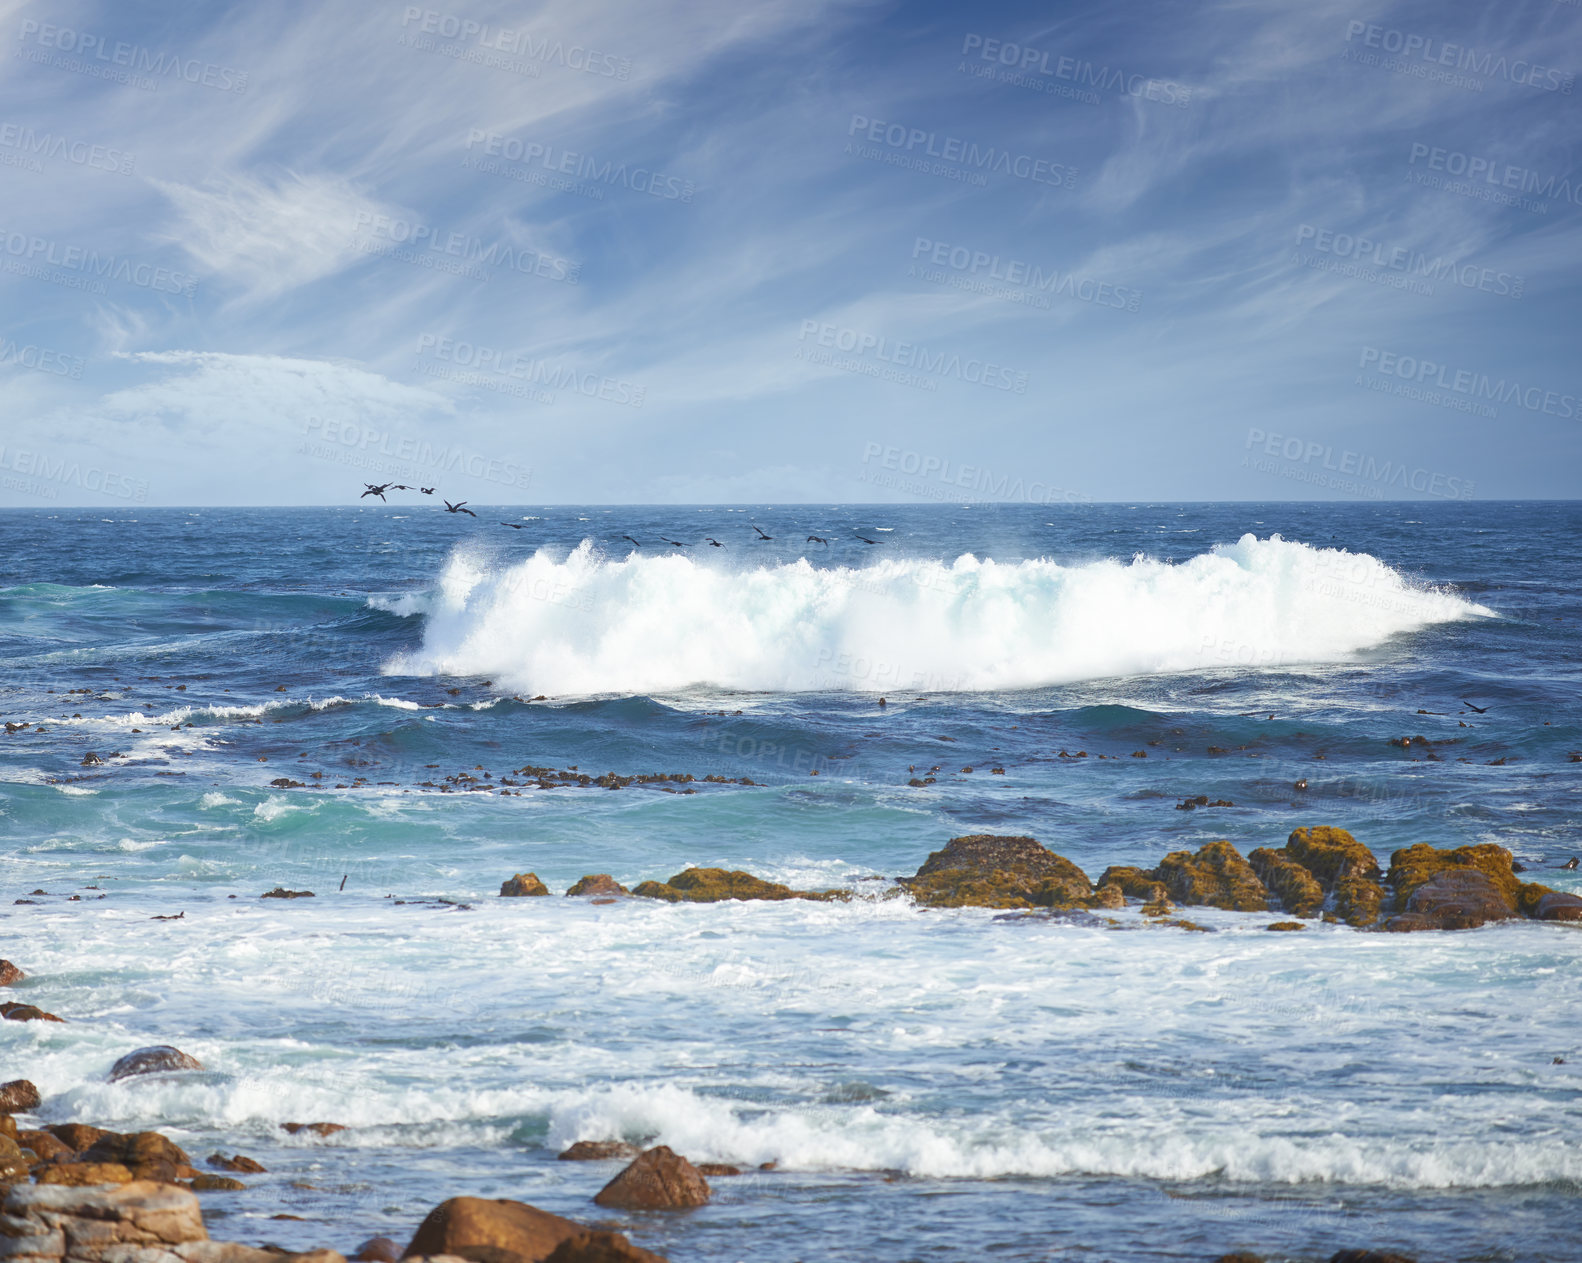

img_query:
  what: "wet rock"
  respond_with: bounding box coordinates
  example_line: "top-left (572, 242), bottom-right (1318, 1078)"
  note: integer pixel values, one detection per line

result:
top-left (18, 1130), bottom-right (73, 1162)
top-left (557, 1141), bottom-right (639, 1162)
top-left (1096, 866), bottom-right (1169, 904)
top-left (207, 1153), bottom-right (266, 1173)
top-left (109, 1046), bottom-right (205, 1081)
top-left (0, 959), bottom-right (23, 985)
top-left (1153, 841), bottom-right (1269, 912)
top-left (1383, 869), bottom-right (1518, 931)
top-left (0, 1115), bottom-right (16, 1142)
top-left (1285, 826), bottom-right (1382, 885)
top-left (1329, 1252), bottom-right (1417, 1263)
top-left (282, 1122), bottom-right (345, 1137)
top-left (544, 1232), bottom-right (669, 1263)
top-left (1, 1002), bottom-right (63, 1022)
top-left (0, 1135), bottom-right (27, 1182)
top-left (693, 1163), bottom-right (741, 1176)
top-left (77, 1130), bottom-right (192, 1182)
top-left (402, 1194), bottom-right (591, 1263)
top-left (632, 868), bottom-right (837, 904)
top-left (261, 886), bottom-right (315, 899)
top-left (902, 835), bottom-right (1093, 909)
top-left (1265, 921), bottom-right (1308, 931)
top-left (592, 1145), bottom-right (710, 1210)
top-left (35, 1160), bottom-right (136, 1185)
top-left (1535, 891), bottom-right (1582, 922)
top-left (1091, 884), bottom-right (1124, 910)
top-left (565, 875), bottom-right (628, 898)
top-left (353, 1237), bottom-right (401, 1262)
top-left (1385, 842), bottom-right (1521, 912)
top-left (500, 873), bottom-right (550, 897)
top-left (1332, 874), bottom-right (1385, 927)
top-left (47, 1123), bottom-right (105, 1151)
top-left (190, 1174), bottom-right (246, 1191)
top-left (1248, 848), bottom-right (1324, 918)
top-left (1215, 1254), bottom-right (1265, 1263)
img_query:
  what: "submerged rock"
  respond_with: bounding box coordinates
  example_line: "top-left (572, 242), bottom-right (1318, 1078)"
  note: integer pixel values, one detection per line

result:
top-left (500, 873), bottom-right (550, 897)
top-left (592, 1145), bottom-right (710, 1210)
top-left (207, 1153), bottom-right (266, 1173)
top-left (1, 1002), bottom-right (63, 1022)
top-left (109, 1046), bottom-right (205, 1082)
top-left (190, 1174), bottom-right (246, 1191)
top-left (558, 1140), bottom-right (640, 1161)
top-left (281, 1122), bottom-right (345, 1137)
top-left (631, 867), bottom-right (838, 903)
top-left (566, 874), bottom-right (628, 897)
top-left (261, 886), bottom-right (315, 899)
top-left (1153, 841), bottom-right (1269, 912)
top-left (903, 835), bottom-right (1093, 909)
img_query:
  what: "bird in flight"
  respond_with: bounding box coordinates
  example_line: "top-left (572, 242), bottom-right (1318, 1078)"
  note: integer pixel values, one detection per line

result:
top-left (420, 487), bottom-right (435, 495)
top-left (444, 500), bottom-right (476, 517)
top-left (855, 534), bottom-right (877, 544)
top-left (660, 537), bottom-right (688, 547)
top-left (388, 484), bottom-right (414, 491)
top-left (752, 524), bottom-right (773, 540)
top-left (500, 522), bottom-right (527, 529)
top-left (705, 538), bottom-right (723, 547)
top-left (807, 535), bottom-right (829, 545)
top-left (1461, 699), bottom-right (1490, 713)
top-left (361, 483), bottom-right (390, 501)
top-left (621, 535), bottom-right (641, 547)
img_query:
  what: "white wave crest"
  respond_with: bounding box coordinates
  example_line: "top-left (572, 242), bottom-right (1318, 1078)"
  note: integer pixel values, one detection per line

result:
top-left (382, 536), bottom-right (1490, 695)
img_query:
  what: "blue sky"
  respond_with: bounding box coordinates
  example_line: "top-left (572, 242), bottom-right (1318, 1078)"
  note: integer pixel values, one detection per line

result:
top-left (0, 0), bottom-right (1578, 506)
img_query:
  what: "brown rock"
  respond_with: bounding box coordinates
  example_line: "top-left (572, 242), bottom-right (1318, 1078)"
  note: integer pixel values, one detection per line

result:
top-left (18, 1130), bottom-right (73, 1162)
top-left (77, 1129), bottom-right (193, 1184)
top-left (1154, 841), bottom-right (1269, 912)
top-left (1248, 847), bottom-right (1324, 917)
top-left (592, 1146), bottom-right (710, 1210)
top-left (544, 1231), bottom-right (669, 1263)
top-left (0, 1134), bottom-right (26, 1182)
top-left (190, 1174), bottom-right (246, 1191)
top-left (4, 1179), bottom-right (208, 1251)
top-left (1265, 921), bottom-right (1308, 932)
top-left (1, 1002), bottom-right (64, 1022)
top-left (207, 1152), bottom-right (266, 1173)
top-left (282, 1122), bottom-right (345, 1137)
top-left (1332, 873), bottom-right (1385, 927)
top-left (261, 887), bottom-right (315, 898)
top-left (109, 1045), bottom-right (205, 1081)
top-left (353, 1236), bottom-right (402, 1262)
top-left (565, 875), bottom-right (628, 898)
top-left (1090, 884), bottom-right (1124, 910)
top-left (500, 873), bottom-right (550, 897)
top-left (35, 1161), bottom-right (136, 1185)
top-left (1285, 826), bottom-right (1381, 886)
top-left (1329, 1252), bottom-right (1417, 1263)
top-left (693, 1163), bottom-right (740, 1176)
top-left (557, 1141), bottom-right (639, 1162)
top-left (902, 835), bottom-right (1093, 909)
top-left (48, 1123), bottom-right (106, 1151)
top-left (631, 868), bottom-right (838, 904)
top-left (1385, 842), bottom-right (1521, 914)
top-left (0, 1115), bottom-right (16, 1142)
top-left (0, 960), bottom-right (23, 986)
top-left (1535, 891), bottom-right (1582, 922)
top-left (1096, 866), bottom-right (1169, 904)
top-left (1215, 1255), bottom-right (1265, 1263)
top-left (402, 1195), bottom-right (590, 1263)
top-left (1384, 869), bottom-right (1518, 931)
top-left (0, 1081), bottom-right (42, 1112)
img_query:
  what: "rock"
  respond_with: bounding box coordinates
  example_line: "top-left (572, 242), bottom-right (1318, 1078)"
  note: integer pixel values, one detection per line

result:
top-left (632, 868), bottom-right (838, 904)
top-left (77, 1130), bottom-right (193, 1182)
top-left (1535, 891), bottom-right (1582, 922)
top-left (1090, 884), bottom-right (1124, 910)
top-left (0, 960), bottom-right (23, 986)
top-left (557, 1141), bottom-right (639, 1162)
top-left (1265, 921), bottom-right (1308, 931)
top-left (402, 1195), bottom-right (591, 1263)
top-left (592, 1146), bottom-right (710, 1210)
top-left (1332, 874), bottom-right (1385, 927)
top-left (109, 1046), bottom-right (205, 1082)
top-left (281, 1122), bottom-right (344, 1137)
top-left (693, 1163), bottom-right (740, 1176)
top-left (17, 1130), bottom-right (73, 1162)
top-left (1215, 1255), bottom-right (1265, 1263)
top-left (565, 875), bottom-right (628, 898)
top-left (543, 1232), bottom-right (668, 1263)
top-left (47, 1124), bottom-right (105, 1151)
top-left (206, 1153), bottom-right (266, 1173)
top-left (1286, 826), bottom-right (1381, 886)
top-left (1248, 847), bottom-right (1324, 917)
top-left (1153, 841), bottom-right (1269, 912)
top-left (500, 874), bottom-right (550, 897)
top-left (353, 1237), bottom-right (402, 1262)
top-left (901, 835), bottom-right (1093, 909)
top-left (0, 1115), bottom-right (16, 1142)
top-left (189, 1174), bottom-right (246, 1191)
top-left (0, 1134), bottom-right (27, 1182)
top-left (4, 1179), bottom-right (208, 1256)
top-left (261, 886), bottom-right (315, 898)
top-left (35, 1160), bottom-right (136, 1185)
top-left (1329, 1252), bottom-right (1417, 1263)
top-left (1385, 842), bottom-right (1521, 914)
top-left (1096, 867), bottom-right (1169, 904)
top-left (1384, 869), bottom-right (1519, 931)
top-left (1, 1002), bottom-right (64, 1022)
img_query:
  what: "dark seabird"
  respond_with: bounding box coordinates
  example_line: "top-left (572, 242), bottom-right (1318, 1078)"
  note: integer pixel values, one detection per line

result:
top-left (855, 535), bottom-right (878, 544)
top-left (420, 487), bottom-right (435, 494)
top-left (444, 500), bottom-right (477, 517)
top-left (1461, 699), bottom-right (1489, 713)
top-left (752, 524), bottom-right (773, 540)
top-left (621, 535), bottom-right (641, 547)
top-left (388, 484), bottom-right (414, 491)
top-left (360, 483), bottom-right (390, 501)
top-left (660, 537), bottom-right (688, 547)
top-left (705, 538), bottom-right (723, 547)
top-left (501, 522), bottom-right (527, 529)
top-left (807, 535), bottom-right (829, 545)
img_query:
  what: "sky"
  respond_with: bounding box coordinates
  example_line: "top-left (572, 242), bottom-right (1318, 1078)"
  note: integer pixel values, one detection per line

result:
top-left (0, 0), bottom-right (1578, 506)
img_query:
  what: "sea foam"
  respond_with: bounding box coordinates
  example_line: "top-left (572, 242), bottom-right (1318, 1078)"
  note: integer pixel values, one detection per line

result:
top-left (384, 535), bottom-right (1490, 694)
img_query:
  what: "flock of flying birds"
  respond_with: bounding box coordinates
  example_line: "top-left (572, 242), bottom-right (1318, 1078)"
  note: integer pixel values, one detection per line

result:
top-left (358, 482), bottom-right (881, 548)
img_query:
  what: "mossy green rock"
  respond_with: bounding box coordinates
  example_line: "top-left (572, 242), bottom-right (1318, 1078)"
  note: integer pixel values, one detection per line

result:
top-left (1385, 843), bottom-right (1520, 913)
top-left (1153, 841), bottom-right (1269, 912)
top-left (500, 873), bottom-right (549, 897)
top-left (1286, 826), bottom-right (1382, 886)
top-left (904, 835), bottom-right (1093, 909)
top-left (1248, 847), bottom-right (1324, 918)
top-left (1333, 873), bottom-right (1385, 926)
top-left (632, 867), bottom-right (839, 903)
top-left (1097, 866), bottom-right (1169, 904)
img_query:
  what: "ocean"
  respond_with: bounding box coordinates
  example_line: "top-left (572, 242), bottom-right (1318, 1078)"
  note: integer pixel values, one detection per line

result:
top-left (2, 501), bottom-right (1579, 1263)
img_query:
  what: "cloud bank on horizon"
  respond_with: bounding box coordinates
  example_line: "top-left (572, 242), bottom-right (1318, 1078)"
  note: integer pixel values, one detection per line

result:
top-left (0, 0), bottom-right (1578, 506)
